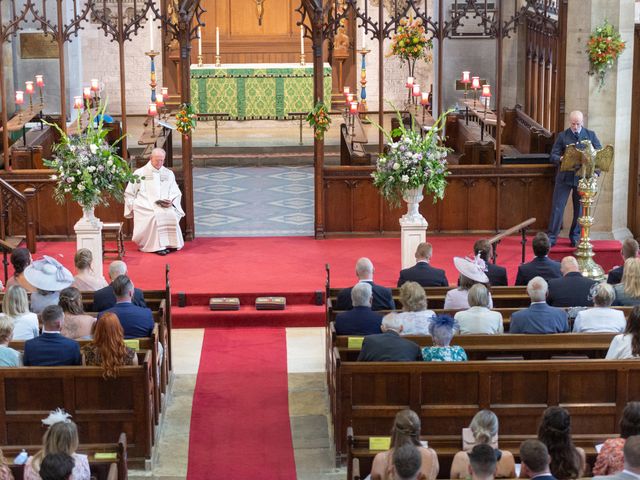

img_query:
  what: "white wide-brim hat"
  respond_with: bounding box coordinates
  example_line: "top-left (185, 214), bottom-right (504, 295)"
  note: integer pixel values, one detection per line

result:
top-left (453, 256), bottom-right (489, 284)
top-left (24, 255), bottom-right (74, 292)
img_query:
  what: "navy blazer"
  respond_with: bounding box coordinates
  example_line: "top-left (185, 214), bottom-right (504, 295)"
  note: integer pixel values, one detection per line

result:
top-left (23, 332), bottom-right (82, 366)
top-left (547, 272), bottom-right (596, 307)
top-left (515, 256), bottom-right (562, 286)
top-left (398, 262), bottom-right (449, 287)
top-left (486, 263), bottom-right (508, 286)
top-left (92, 284), bottom-right (147, 312)
top-left (551, 127), bottom-right (602, 187)
top-left (357, 331), bottom-right (422, 362)
top-left (335, 306), bottom-right (383, 336)
top-left (335, 281), bottom-right (395, 311)
top-left (102, 302), bottom-right (154, 339)
top-left (510, 303), bottom-right (569, 334)
top-left (607, 265), bottom-right (624, 285)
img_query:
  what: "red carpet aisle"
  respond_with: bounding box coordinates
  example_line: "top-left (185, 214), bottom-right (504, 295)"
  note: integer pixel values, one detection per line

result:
top-left (187, 327), bottom-right (297, 480)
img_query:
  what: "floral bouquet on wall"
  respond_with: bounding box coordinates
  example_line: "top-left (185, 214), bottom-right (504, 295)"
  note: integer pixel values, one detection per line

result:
top-left (372, 109), bottom-right (451, 207)
top-left (176, 103), bottom-right (197, 136)
top-left (44, 102), bottom-right (139, 209)
top-left (587, 19), bottom-right (626, 90)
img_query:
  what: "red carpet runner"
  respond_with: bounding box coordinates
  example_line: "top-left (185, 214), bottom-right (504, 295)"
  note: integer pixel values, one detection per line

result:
top-left (187, 327), bottom-right (297, 480)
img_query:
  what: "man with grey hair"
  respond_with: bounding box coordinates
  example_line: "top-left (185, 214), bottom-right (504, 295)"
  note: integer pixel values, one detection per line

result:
top-left (102, 275), bottom-right (154, 338)
top-left (510, 276), bottom-right (569, 334)
top-left (547, 110), bottom-right (602, 247)
top-left (125, 147), bottom-right (184, 255)
top-left (573, 282), bottom-right (625, 333)
top-left (335, 282), bottom-right (382, 335)
top-left (547, 256), bottom-right (596, 307)
top-left (335, 257), bottom-right (395, 311)
top-left (92, 260), bottom-right (147, 311)
top-left (357, 313), bottom-right (422, 361)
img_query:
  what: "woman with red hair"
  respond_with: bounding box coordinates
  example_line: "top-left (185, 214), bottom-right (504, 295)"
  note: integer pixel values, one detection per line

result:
top-left (81, 312), bottom-right (138, 378)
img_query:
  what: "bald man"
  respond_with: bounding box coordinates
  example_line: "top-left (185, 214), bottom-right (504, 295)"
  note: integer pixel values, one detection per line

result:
top-left (124, 148), bottom-right (185, 255)
top-left (547, 111), bottom-right (602, 247)
top-left (547, 256), bottom-right (596, 308)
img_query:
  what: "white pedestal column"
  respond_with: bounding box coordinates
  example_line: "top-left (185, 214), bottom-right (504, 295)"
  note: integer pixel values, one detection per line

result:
top-left (400, 187), bottom-right (428, 269)
top-left (74, 206), bottom-right (103, 275)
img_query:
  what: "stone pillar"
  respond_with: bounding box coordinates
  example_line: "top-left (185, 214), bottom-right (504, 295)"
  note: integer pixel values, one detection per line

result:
top-left (563, 0), bottom-right (635, 240)
top-left (74, 208), bottom-right (103, 275)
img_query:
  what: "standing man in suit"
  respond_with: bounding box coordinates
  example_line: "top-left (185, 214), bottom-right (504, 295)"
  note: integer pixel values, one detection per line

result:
top-left (547, 256), bottom-right (596, 307)
top-left (608, 238), bottom-right (639, 285)
top-left (547, 111), bottom-right (602, 247)
top-left (335, 282), bottom-right (382, 336)
top-left (510, 277), bottom-right (569, 334)
top-left (515, 233), bottom-right (562, 286)
top-left (93, 260), bottom-right (147, 312)
top-left (473, 239), bottom-right (508, 286)
top-left (593, 435), bottom-right (640, 480)
top-left (335, 258), bottom-right (395, 311)
top-left (519, 440), bottom-right (557, 480)
top-left (357, 314), bottom-right (422, 361)
top-left (23, 305), bottom-right (81, 366)
top-left (102, 275), bottom-right (154, 339)
top-left (398, 242), bottom-right (449, 287)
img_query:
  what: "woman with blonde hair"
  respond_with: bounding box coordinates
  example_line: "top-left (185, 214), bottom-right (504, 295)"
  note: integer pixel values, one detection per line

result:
top-left (370, 409), bottom-right (439, 480)
top-left (0, 318), bottom-right (21, 367)
top-left (81, 312), bottom-right (137, 378)
top-left (0, 285), bottom-right (38, 340)
top-left (23, 409), bottom-right (90, 480)
top-left (396, 281), bottom-right (435, 335)
top-left (58, 287), bottom-right (96, 340)
top-left (450, 410), bottom-right (515, 478)
top-left (71, 248), bottom-right (108, 292)
top-left (614, 258), bottom-right (640, 306)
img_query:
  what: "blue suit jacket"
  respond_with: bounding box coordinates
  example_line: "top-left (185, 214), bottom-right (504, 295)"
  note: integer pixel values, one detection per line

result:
top-left (551, 127), bottom-right (602, 186)
top-left (398, 262), bottom-right (449, 287)
top-left (510, 303), bottom-right (569, 334)
top-left (357, 331), bottom-right (422, 362)
top-left (515, 256), bottom-right (562, 286)
top-left (103, 302), bottom-right (154, 339)
top-left (335, 306), bottom-right (383, 336)
top-left (607, 265), bottom-right (624, 285)
top-left (92, 284), bottom-right (147, 312)
top-left (335, 281), bottom-right (395, 311)
top-left (547, 271), bottom-right (596, 307)
top-left (23, 333), bottom-right (82, 366)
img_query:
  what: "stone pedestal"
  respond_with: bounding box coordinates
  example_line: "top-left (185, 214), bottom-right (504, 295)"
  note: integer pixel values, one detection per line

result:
top-left (74, 206), bottom-right (103, 274)
top-left (400, 187), bottom-right (428, 269)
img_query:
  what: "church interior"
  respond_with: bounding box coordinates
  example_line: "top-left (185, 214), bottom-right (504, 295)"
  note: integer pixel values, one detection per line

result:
top-left (0, 0), bottom-right (639, 479)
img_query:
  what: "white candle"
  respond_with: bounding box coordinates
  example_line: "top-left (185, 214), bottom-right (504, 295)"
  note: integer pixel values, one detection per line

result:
top-left (149, 12), bottom-right (154, 50)
top-left (300, 25), bottom-right (304, 56)
top-left (362, 28), bottom-right (366, 49)
top-left (216, 27), bottom-right (220, 56)
top-left (198, 27), bottom-right (202, 56)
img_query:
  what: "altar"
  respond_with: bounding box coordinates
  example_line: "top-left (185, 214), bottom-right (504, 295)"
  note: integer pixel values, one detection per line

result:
top-left (190, 63), bottom-right (332, 120)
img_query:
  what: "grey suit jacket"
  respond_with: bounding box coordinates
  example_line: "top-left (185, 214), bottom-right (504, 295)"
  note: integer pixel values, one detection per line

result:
top-left (593, 471), bottom-right (640, 480)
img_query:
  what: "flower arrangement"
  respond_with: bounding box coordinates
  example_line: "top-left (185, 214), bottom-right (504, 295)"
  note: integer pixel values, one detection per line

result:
top-left (176, 103), bottom-right (197, 136)
top-left (388, 16), bottom-right (432, 62)
top-left (44, 102), bottom-right (139, 209)
top-left (306, 101), bottom-right (332, 140)
top-left (587, 20), bottom-right (625, 89)
top-left (372, 109), bottom-right (451, 207)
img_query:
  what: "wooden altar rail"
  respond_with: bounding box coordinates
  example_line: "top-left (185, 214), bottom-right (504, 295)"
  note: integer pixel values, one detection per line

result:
top-left (489, 217), bottom-right (537, 264)
top-left (322, 164), bottom-right (555, 235)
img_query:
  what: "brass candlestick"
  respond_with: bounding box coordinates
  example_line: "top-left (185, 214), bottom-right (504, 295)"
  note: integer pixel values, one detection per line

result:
top-left (358, 48), bottom-right (370, 123)
top-left (197, 54), bottom-right (203, 67)
top-left (215, 55), bottom-right (221, 67)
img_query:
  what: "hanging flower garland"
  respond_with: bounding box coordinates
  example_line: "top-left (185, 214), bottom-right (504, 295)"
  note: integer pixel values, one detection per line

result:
top-left (306, 101), bottom-right (332, 140)
top-left (176, 103), bottom-right (197, 136)
top-left (587, 20), bottom-right (625, 90)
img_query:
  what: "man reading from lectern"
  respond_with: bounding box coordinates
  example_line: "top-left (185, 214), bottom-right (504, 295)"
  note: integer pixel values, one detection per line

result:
top-left (547, 111), bottom-right (601, 248)
top-left (125, 148), bottom-right (184, 255)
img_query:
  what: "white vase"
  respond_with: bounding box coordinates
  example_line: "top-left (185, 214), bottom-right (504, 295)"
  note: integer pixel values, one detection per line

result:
top-left (400, 185), bottom-right (427, 225)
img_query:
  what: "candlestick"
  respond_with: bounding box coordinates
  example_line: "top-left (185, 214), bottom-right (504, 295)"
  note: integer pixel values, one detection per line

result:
top-left (471, 76), bottom-right (480, 106)
top-left (198, 26), bottom-right (203, 62)
top-left (25, 81), bottom-right (34, 109)
top-left (412, 84), bottom-right (421, 97)
top-left (146, 50), bottom-right (159, 105)
top-left (149, 11), bottom-right (154, 51)
top-left (83, 87), bottom-right (91, 100)
top-left (35, 75), bottom-right (44, 106)
top-left (161, 87), bottom-right (168, 101)
top-left (215, 55), bottom-right (221, 67)
top-left (406, 76), bottom-right (414, 88)
top-left (300, 25), bottom-right (305, 57)
top-left (15, 91), bottom-right (24, 122)
top-left (358, 48), bottom-right (371, 123)
top-left (216, 27), bottom-right (220, 56)
top-left (73, 96), bottom-right (83, 110)
top-left (343, 86), bottom-right (350, 97)
top-left (346, 93), bottom-right (354, 104)
top-left (461, 70), bottom-right (471, 100)
top-left (148, 102), bottom-right (157, 135)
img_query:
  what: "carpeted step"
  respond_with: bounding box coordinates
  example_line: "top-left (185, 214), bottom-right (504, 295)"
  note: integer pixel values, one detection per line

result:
top-left (172, 305), bottom-right (325, 328)
top-left (549, 239), bottom-right (621, 271)
top-left (171, 291), bottom-right (323, 307)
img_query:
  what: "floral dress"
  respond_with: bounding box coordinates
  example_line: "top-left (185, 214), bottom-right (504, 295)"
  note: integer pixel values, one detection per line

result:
top-left (81, 344), bottom-right (136, 367)
top-left (422, 345), bottom-right (468, 362)
top-left (593, 437), bottom-right (625, 476)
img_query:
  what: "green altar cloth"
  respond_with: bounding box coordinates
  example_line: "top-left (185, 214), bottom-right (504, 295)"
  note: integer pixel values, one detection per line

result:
top-left (190, 63), bottom-right (332, 120)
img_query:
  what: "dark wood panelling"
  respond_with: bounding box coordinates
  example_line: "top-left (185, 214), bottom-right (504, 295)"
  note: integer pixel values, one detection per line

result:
top-left (324, 165), bottom-right (555, 235)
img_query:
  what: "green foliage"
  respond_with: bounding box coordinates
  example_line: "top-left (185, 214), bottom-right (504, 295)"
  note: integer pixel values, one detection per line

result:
top-left (306, 101), bottom-right (332, 140)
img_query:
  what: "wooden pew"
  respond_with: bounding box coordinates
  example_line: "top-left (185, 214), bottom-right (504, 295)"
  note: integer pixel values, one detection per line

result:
top-left (501, 106), bottom-right (554, 164)
top-left (5, 432), bottom-right (128, 480)
top-left (330, 353), bottom-right (640, 461)
top-left (0, 352), bottom-right (154, 468)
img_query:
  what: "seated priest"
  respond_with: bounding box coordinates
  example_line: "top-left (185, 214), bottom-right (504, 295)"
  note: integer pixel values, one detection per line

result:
top-left (124, 148), bottom-right (184, 255)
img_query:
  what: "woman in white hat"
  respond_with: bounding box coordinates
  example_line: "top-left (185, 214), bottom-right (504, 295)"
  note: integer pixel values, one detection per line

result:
top-left (23, 256), bottom-right (74, 314)
top-left (444, 256), bottom-right (493, 311)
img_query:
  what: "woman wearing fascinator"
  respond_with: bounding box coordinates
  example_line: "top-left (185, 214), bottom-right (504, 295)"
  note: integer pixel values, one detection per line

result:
top-left (23, 409), bottom-right (90, 480)
top-left (443, 256), bottom-right (493, 311)
top-left (23, 257), bottom-right (74, 315)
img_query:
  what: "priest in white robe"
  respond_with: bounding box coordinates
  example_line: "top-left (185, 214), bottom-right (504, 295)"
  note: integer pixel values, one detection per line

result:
top-left (124, 148), bottom-right (185, 255)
